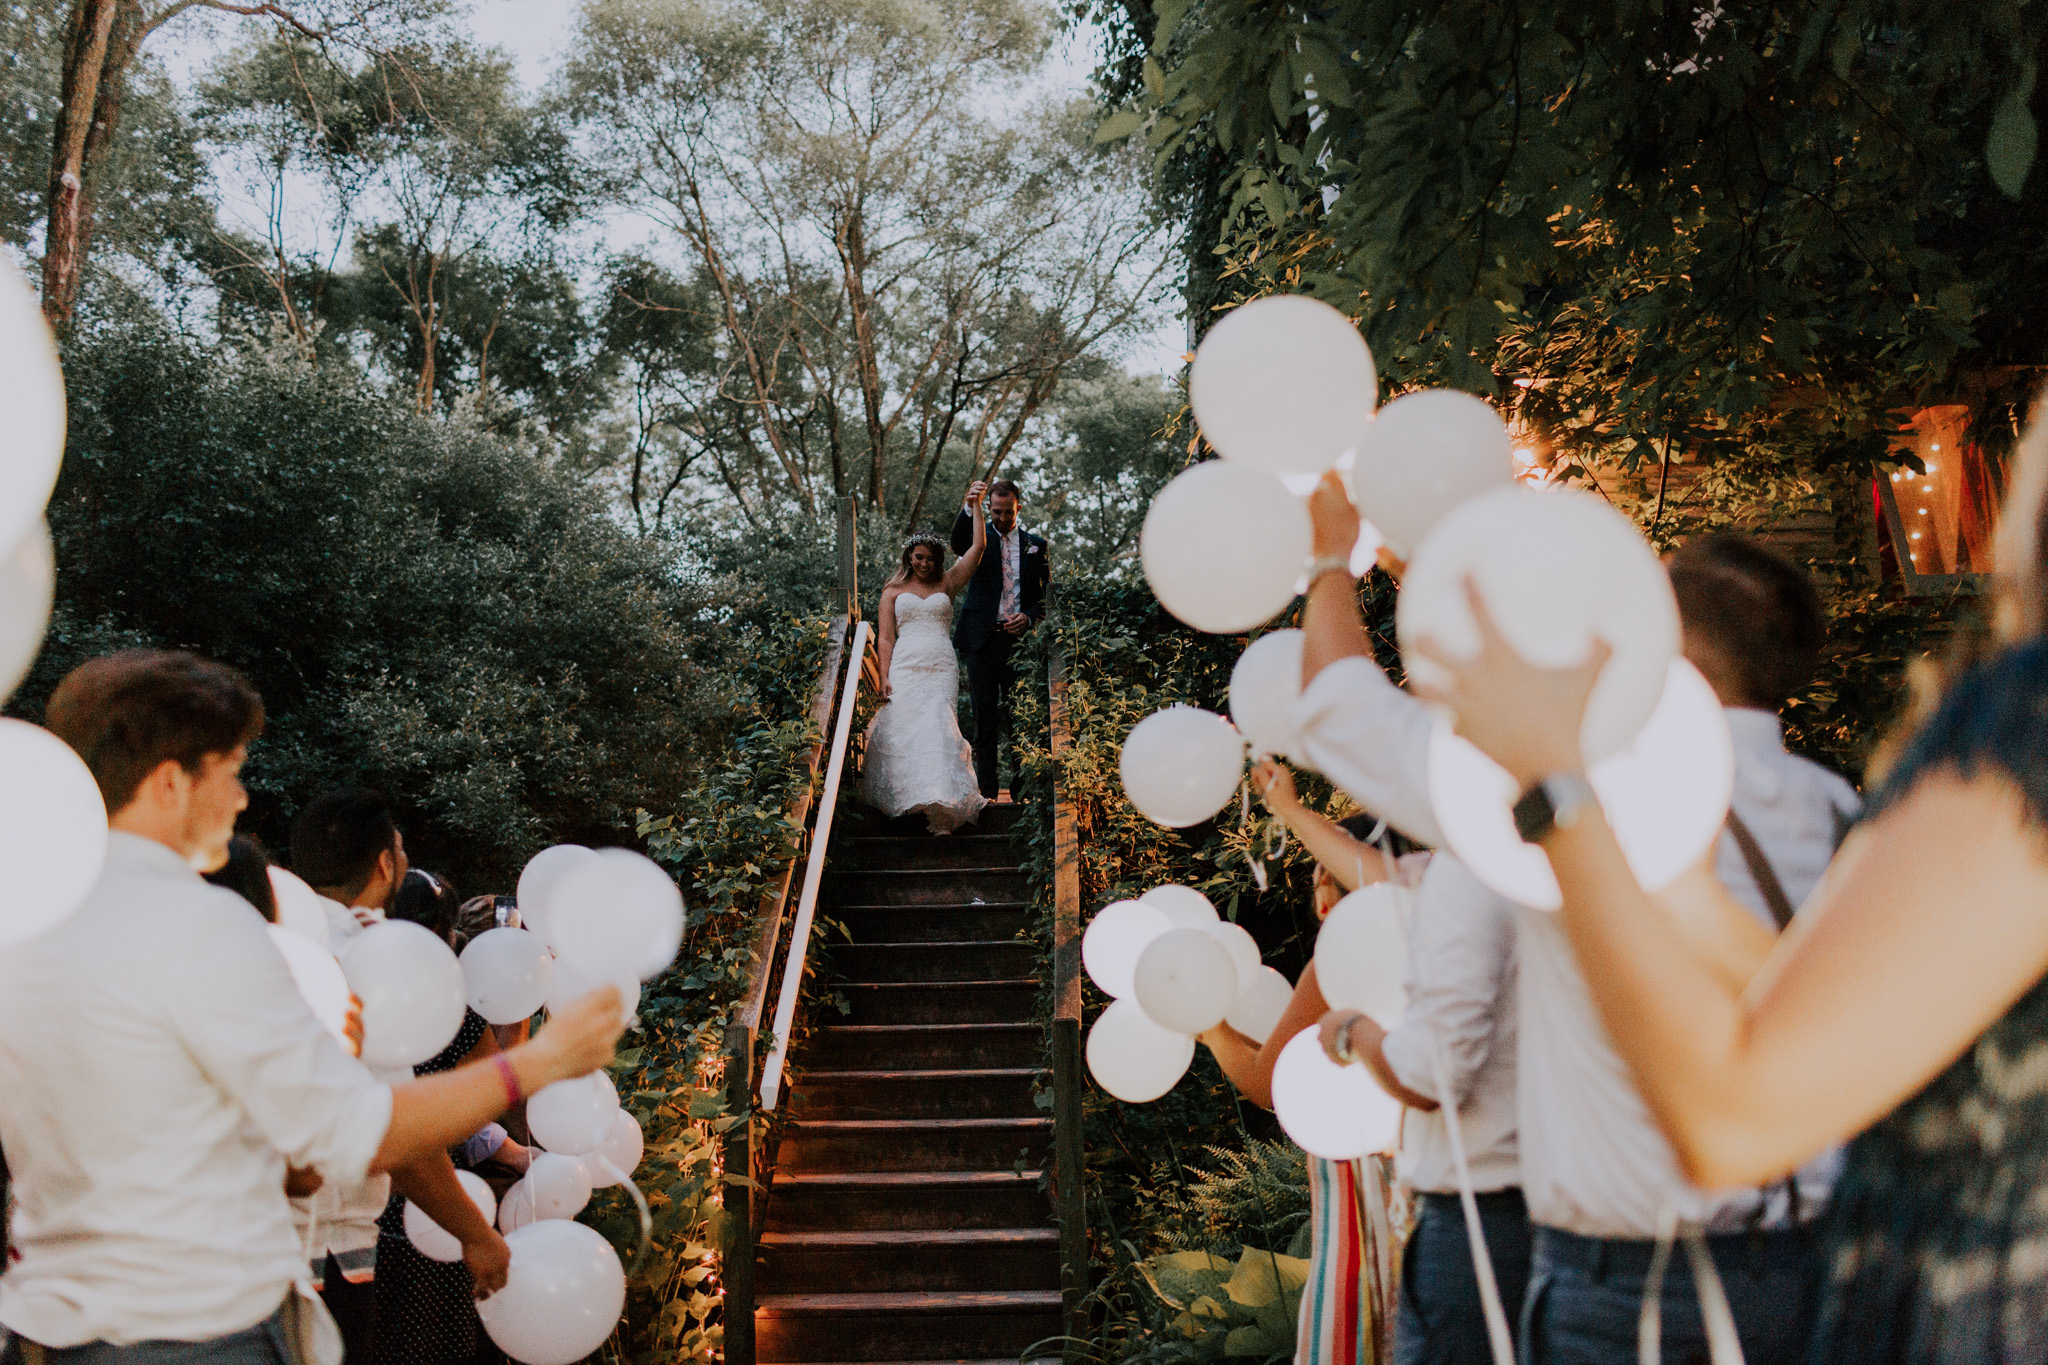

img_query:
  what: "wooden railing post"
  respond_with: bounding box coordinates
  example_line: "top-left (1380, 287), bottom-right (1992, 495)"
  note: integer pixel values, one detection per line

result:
top-left (1048, 647), bottom-right (1088, 1352)
top-left (719, 1026), bottom-right (756, 1365)
top-left (836, 495), bottom-right (860, 621)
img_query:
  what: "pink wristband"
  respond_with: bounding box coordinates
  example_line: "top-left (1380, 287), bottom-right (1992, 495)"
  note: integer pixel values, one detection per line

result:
top-left (493, 1054), bottom-right (524, 1107)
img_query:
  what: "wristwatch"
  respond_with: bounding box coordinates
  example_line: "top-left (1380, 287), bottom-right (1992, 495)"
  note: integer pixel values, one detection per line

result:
top-left (1306, 554), bottom-right (1353, 583)
top-left (1512, 772), bottom-right (1597, 844)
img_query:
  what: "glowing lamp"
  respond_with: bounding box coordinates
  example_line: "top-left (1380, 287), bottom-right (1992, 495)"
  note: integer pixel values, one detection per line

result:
top-left (1271, 1028), bottom-right (1403, 1159)
top-left (1427, 660), bottom-right (1733, 909)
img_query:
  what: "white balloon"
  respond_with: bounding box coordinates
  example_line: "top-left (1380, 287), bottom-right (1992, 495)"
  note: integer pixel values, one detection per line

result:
top-left (1229, 630), bottom-right (1305, 757)
top-left (462, 927), bottom-right (555, 1025)
top-left (0, 520), bottom-right (52, 704)
top-left (1141, 462), bottom-right (1312, 634)
top-left (1119, 706), bottom-right (1246, 828)
top-left (1398, 485), bottom-right (1678, 764)
top-left (516, 845), bottom-right (599, 945)
top-left (0, 718), bottom-right (106, 948)
top-left (547, 848), bottom-right (684, 983)
top-left (1314, 886), bottom-right (1408, 1023)
top-left (1349, 389), bottom-right (1514, 557)
top-left (497, 1178), bottom-right (535, 1233)
top-left (544, 954), bottom-right (639, 1020)
top-left (477, 1220), bottom-right (626, 1365)
top-left (1199, 919), bottom-right (1263, 997)
top-left (1139, 884), bottom-right (1219, 930)
top-left (526, 1152), bottom-right (593, 1221)
top-left (0, 259), bottom-right (65, 558)
top-left (1133, 928), bottom-right (1238, 1035)
top-left (1225, 966), bottom-right (1295, 1045)
top-left (1428, 660), bottom-right (1734, 910)
top-left (1085, 997), bottom-right (1196, 1102)
top-left (1271, 1027), bottom-right (1403, 1159)
top-left (267, 866), bottom-right (330, 945)
top-left (339, 920), bottom-right (467, 1070)
top-left (587, 1110), bottom-right (644, 1188)
top-left (527, 1071), bottom-right (620, 1156)
top-left (404, 1170), bottom-right (498, 1263)
top-left (1190, 294), bottom-right (1377, 476)
top-left (1081, 899), bottom-right (1172, 999)
top-left (1349, 515), bottom-right (1385, 580)
top-left (267, 925), bottom-right (352, 1044)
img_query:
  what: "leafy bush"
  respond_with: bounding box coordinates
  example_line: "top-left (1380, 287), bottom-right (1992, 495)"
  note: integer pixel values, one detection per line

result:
top-left (18, 317), bottom-right (750, 889)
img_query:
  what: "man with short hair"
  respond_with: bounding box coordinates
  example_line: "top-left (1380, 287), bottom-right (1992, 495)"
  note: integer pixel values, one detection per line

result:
top-left (950, 478), bottom-right (1049, 799)
top-left (285, 788), bottom-right (415, 1358)
top-left (0, 649), bottom-right (624, 1365)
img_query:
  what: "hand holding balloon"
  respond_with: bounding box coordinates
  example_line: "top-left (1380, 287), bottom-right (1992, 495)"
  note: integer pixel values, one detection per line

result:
top-left (526, 986), bottom-right (627, 1087)
top-left (1410, 580), bottom-right (1611, 787)
top-left (1251, 758), bottom-right (1297, 811)
top-left (465, 1227), bottom-right (512, 1300)
top-left (343, 994), bottom-right (364, 1059)
top-left (1308, 472), bottom-right (1359, 563)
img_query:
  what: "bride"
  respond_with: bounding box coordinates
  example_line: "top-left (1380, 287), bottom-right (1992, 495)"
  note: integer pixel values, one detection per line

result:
top-left (860, 483), bottom-right (991, 834)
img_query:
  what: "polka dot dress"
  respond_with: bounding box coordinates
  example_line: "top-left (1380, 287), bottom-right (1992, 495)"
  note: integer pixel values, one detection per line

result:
top-left (373, 1009), bottom-right (506, 1365)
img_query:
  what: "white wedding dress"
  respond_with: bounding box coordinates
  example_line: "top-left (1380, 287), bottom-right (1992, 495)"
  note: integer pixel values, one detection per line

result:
top-left (860, 591), bottom-right (989, 834)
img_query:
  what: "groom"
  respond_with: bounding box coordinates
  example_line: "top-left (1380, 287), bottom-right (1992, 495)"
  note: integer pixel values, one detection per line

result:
top-left (950, 479), bottom-right (1049, 799)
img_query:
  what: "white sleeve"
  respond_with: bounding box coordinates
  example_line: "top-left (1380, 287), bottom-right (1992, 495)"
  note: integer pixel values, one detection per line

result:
top-left (170, 902), bottom-right (392, 1186)
top-left (1378, 859), bottom-right (1514, 1106)
top-left (1292, 655), bottom-right (1446, 847)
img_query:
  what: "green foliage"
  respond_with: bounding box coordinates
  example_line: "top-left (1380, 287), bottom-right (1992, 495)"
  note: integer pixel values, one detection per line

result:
top-left (14, 314), bottom-right (748, 890)
top-left (1132, 1244), bottom-right (1310, 1362)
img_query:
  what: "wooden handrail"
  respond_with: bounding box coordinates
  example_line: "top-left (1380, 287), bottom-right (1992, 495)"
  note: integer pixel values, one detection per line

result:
top-left (720, 615), bottom-right (851, 1365)
top-left (1048, 646), bottom-right (1088, 1350)
top-left (760, 617), bottom-right (871, 1112)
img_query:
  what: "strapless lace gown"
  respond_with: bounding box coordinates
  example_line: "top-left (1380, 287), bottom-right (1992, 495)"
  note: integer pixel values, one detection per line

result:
top-left (860, 592), bottom-right (988, 834)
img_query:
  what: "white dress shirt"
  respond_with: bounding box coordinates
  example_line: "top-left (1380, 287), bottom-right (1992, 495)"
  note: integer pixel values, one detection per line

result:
top-left (1379, 855), bottom-right (1521, 1193)
top-left (0, 833), bottom-right (393, 1346)
top-left (1291, 654), bottom-right (1854, 1237)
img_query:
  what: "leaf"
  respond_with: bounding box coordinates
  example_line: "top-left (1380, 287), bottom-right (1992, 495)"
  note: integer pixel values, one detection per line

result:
top-left (1143, 56), bottom-right (1166, 102)
top-left (1988, 71), bottom-right (2038, 201)
top-left (1224, 1248), bottom-right (1309, 1308)
top-left (1136, 1249), bottom-right (1234, 1307)
top-left (1151, 0), bottom-right (1187, 52)
top-left (1093, 108), bottom-right (1145, 144)
top-left (1224, 1325), bottom-right (1286, 1357)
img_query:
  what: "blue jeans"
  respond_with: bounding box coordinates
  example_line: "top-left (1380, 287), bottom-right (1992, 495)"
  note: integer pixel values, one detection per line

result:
top-left (1520, 1225), bottom-right (1820, 1365)
top-left (1, 1309), bottom-right (288, 1365)
top-left (1397, 1189), bottom-right (1534, 1365)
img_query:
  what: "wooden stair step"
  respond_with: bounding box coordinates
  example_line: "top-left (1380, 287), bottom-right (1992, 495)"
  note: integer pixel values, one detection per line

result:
top-left (826, 867), bottom-right (1029, 906)
top-left (759, 1289), bottom-right (1063, 1313)
top-left (789, 1067), bottom-right (1041, 1119)
top-left (759, 1228), bottom-right (1059, 1295)
top-left (777, 1116), bottom-right (1050, 1172)
top-left (765, 1170), bottom-right (1050, 1231)
top-left (755, 1289), bottom-right (1064, 1362)
top-left (838, 835), bottom-right (1021, 870)
top-left (825, 902), bottom-right (1030, 943)
top-left (829, 941), bottom-right (1035, 982)
top-left (840, 979), bottom-right (1038, 1025)
top-left (809, 1023), bottom-right (1041, 1069)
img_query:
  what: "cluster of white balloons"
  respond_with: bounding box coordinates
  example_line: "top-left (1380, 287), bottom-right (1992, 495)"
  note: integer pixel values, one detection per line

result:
top-left (1081, 885), bottom-right (1291, 1102)
top-left (0, 261), bottom-right (102, 954)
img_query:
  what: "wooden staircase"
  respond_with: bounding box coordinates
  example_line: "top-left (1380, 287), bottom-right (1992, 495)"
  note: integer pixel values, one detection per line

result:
top-left (756, 801), bottom-right (1062, 1364)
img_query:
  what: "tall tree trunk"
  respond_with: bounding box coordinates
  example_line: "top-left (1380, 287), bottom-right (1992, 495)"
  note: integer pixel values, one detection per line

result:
top-left (835, 209), bottom-right (889, 514)
top-left (42, 0), bottom-right (132, 325)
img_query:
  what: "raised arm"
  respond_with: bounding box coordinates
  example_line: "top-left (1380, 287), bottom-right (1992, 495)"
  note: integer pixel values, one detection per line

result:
top-left (1414, 591), bottom-right (2048, 1187)
top-left (1302, 472), bottom-right (1375, 686)
top-left (940, 484), bottom-right (987, 594)
top-left (1253, 759), bottom-right (1392, 891)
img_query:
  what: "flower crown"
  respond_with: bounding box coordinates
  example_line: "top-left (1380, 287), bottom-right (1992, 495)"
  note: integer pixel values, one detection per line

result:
top-left (900, 532), bottom-right (948, 556)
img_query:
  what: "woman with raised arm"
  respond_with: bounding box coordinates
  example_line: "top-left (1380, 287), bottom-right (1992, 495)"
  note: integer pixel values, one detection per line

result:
top-left (1412, 403), bottom-right (2048, 1360)
top-left (859, 482), bottom-right (990, 834)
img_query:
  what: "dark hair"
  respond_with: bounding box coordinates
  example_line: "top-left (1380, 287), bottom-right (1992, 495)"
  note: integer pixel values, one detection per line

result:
top-left (988, 479), bottom-right (1022, 502)
top-left (1336, 809), bottom-right (1417, 858)
top-left (1669, 533), bottom-right (1824, 709)
top-left (203, 835), bottom-right (278, 922)
top-left (44, 650), bottom-right (265, 813)
top-left (451, 894), bottom-right (513, 955)
top-left (893, 532), bottom-right (948, 585)
top-left (291, 788), bottom-right (399, 898)
top-left (391, 867), bottom-right (461, 943)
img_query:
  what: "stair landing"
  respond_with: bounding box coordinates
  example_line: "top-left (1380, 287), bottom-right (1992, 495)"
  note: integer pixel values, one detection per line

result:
top-left (759, 802), bottom-right (1059, 1364)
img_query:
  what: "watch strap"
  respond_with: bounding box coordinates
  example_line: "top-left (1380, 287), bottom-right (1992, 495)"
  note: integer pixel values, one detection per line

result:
top-left (1306, 554), bottom-right (1353, 582)
top-left (1513, 772), bottom-right (1596, 844)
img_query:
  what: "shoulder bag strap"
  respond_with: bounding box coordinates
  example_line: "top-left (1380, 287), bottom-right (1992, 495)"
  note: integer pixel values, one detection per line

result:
top-left (1723, 809), bottom-right (1797, 931)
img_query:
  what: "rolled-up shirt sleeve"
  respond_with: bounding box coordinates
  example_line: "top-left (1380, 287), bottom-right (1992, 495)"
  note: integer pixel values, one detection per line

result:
top-left (1379, 858), bottom-right (1514, 1107)
top-left (1292, 655), bottom-right (1446, 847)
top-left (170, 904), bottom-right (393, 1188)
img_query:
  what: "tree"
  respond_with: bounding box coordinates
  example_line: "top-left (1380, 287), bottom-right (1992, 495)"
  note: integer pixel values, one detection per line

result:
top-left (1103, 2), bottom-right (2048, 550)
top-left (565, 0), bottom-right (1171, 525)
top-left (14, 314), bottom-right (753, 889)
top-left (38, 0), bottom-right (448, 324)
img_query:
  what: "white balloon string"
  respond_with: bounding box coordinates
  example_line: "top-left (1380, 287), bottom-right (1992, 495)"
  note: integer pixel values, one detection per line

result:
top-left (1638, 1206), bottom-right (1678, 1365)
top-left (1243, 777), bottom-right (1268, 891)
top-left (591, 1155), bottom-right (654, 1276)
top-left (1683, 1228), bottom-right (1747, 1365)
top-left (1379, 835), bottom-right (1514, 1365)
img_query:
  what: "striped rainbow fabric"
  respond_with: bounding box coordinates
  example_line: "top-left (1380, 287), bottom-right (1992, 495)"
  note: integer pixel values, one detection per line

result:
top-left (1297, 1154), bottom-right (1399, 1365)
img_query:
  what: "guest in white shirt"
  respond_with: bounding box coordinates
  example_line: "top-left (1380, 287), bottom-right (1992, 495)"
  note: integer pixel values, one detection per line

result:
top-left (1290, 485), bottom-right (1852, 1365)
top-left (0, 650), bottom-right (624, 1365)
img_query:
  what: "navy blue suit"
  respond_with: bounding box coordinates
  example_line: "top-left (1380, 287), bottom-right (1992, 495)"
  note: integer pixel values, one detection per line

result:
top-left (950, 509), bottom-right (1048, 796)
